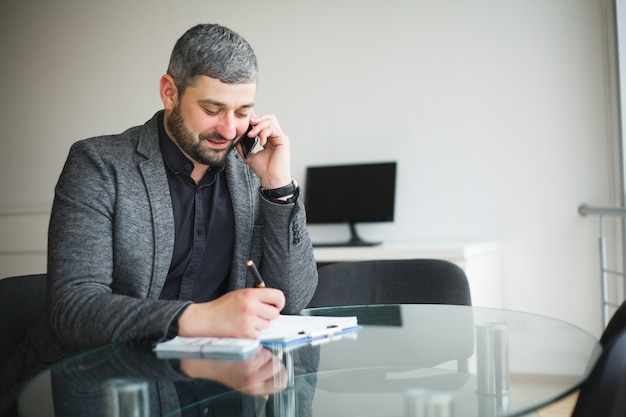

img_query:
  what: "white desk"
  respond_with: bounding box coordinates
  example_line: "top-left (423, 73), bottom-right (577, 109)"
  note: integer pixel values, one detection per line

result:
top-left (313, 242), bottom-right (503, 308)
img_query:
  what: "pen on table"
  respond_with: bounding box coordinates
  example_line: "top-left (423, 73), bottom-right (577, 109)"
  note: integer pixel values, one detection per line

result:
top-left (246, 260), bottom-right (266, 288)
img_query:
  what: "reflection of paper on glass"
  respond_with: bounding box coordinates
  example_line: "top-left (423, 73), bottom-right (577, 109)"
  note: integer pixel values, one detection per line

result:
top-left (155, 337), bottom-right (260, 359)
top-left (260, 314), bottom-right (360, 346)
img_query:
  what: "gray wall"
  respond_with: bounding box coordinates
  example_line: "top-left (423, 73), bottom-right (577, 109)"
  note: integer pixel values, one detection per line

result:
top-left (0, 0), bottom-right (618, 336)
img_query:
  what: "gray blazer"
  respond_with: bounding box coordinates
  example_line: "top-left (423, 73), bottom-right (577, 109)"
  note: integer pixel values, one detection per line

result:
top-left (33, 112), bottom-right (317, 363)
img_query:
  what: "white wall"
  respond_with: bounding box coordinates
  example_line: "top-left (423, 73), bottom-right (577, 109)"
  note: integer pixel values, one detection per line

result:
top-left (0, 0), bottom-right (618, 337)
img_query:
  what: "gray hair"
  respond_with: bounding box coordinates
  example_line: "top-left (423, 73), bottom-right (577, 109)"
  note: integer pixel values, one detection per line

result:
top-left (167, 23), bottom-right (258, 95)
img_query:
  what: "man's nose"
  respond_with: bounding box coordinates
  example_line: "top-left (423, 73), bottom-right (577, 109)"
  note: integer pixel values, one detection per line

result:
top-left (215, 113), bottom-right (238, 141)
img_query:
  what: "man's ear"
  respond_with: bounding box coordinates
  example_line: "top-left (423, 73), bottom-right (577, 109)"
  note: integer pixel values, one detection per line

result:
top-left (160, 75), bottom-right (178, 110)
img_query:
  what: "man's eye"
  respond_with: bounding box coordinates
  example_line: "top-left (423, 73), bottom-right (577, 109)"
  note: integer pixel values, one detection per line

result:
top-left (204, 108), bottom-right (219, 115)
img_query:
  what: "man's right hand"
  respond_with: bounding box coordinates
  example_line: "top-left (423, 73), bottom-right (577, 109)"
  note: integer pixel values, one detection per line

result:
top-left (177, 287), bottom-right (286, 339)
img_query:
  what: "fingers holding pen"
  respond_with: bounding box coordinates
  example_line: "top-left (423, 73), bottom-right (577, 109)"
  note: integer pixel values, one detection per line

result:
top-left (177, 287), bottom-right (285, 339)
top-left (177, 261), bottom-right (284, 339)
top-left (221, 287), bottom-right (285, 336)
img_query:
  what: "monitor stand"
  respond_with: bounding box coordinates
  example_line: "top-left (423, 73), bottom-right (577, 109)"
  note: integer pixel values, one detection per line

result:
top-left (312, 222), bottom-right (382, 247)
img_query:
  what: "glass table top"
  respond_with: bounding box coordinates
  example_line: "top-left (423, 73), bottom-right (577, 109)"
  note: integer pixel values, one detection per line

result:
top-left (17, 304), bottom-right (600, 417)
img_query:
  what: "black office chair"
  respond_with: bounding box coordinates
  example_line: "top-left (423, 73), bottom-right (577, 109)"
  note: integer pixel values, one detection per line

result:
top-left (306, 259), bottom-right (474, 379)
top-left (600, 301), bottom-right (626, 348)
top-left (0, 274), bottom-right (47, 365)
top-left (609, 375), bottom-right (626, 417)
top-left (306, 259), bottom-right (472, 308)
top-left (570, 328), bottom-right (626, 417)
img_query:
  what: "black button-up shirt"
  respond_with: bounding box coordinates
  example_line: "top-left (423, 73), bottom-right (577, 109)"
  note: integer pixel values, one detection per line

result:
top-left (157, 112), bottom-right (235, 303)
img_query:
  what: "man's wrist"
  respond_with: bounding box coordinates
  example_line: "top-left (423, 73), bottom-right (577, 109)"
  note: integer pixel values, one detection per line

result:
top-left (176, 303), bottom-right (199, 337)
top-left (260, 179), bottom-right (299, 204)
top-left (260, 179), bottom-right (298, 198)
top-left (167, 305), bottom-right (189, 339)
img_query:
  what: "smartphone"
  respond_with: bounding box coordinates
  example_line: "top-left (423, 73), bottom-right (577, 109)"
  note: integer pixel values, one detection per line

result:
top-left (240, 125), bottom-right (259, 159)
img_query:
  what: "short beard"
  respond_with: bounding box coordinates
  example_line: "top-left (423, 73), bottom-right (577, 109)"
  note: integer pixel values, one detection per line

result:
top-left (166, 103), bottom-right (235, 166)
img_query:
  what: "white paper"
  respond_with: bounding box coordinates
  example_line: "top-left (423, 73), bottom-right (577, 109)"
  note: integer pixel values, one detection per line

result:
top-left (259, 314), bottom-right (359, 343)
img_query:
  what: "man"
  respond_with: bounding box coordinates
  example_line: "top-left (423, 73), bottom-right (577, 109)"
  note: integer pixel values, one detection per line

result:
top-left (46, 22), bottom-right (317, 349)
top-left (0, 23), bottom-right (318, 409)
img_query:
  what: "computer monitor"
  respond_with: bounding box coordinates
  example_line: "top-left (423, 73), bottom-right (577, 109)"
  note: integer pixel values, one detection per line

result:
top-left (304, 161), bottom-right (397, 247)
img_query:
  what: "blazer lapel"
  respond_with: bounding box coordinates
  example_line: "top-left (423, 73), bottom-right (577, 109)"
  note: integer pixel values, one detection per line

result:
top-left (225, 151), bottom-right (255, 288)
top-left (137, 115), bottom-right (175, 298)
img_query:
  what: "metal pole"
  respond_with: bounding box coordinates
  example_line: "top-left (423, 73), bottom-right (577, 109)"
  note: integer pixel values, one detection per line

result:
top-left (615, 0), bottom-right (626, 325)
top-left (600, 216), bottom-right (611, 327)
top-left (579, 204), bottom-right (626, 327)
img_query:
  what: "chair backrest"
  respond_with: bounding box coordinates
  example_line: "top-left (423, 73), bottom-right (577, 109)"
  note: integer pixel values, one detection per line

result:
top-left (600, 301), bottom-right (626, 348)
top-left (571, 329), bottom-right (626, 417)
top-left (0, 274), bottom-right (47, 365)
top-left (610, 374), bottom-right (626, 417)
top-left (307, 259), bottom-right (472, 308)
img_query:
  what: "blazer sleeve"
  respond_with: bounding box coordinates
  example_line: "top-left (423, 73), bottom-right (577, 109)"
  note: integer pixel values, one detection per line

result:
top-left (257, 196), bottom-right (319, 313)
top-left (47, 138), bottom-right (188, 351)
top-left (226, 152), bottom-right (318, 314)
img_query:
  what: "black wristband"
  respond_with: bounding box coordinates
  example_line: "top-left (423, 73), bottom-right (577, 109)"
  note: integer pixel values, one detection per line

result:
top-left (260, 179), bottom-right (298, 199)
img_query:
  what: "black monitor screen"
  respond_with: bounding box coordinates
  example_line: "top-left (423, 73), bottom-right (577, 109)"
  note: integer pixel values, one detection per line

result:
top-left (304, 162), bottom-right (397, 224)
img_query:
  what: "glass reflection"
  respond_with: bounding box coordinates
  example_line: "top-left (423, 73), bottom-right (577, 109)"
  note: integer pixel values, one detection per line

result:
top-left (46, 341), bottom-right (319, 417)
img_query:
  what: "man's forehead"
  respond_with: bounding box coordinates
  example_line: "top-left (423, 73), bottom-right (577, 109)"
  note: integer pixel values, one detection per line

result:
top-left (186, 76), bottom-right (256, 107)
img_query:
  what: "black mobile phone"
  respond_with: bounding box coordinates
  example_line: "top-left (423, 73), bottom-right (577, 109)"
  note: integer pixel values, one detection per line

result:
top-left (240, 125), bottom-right (259, 159)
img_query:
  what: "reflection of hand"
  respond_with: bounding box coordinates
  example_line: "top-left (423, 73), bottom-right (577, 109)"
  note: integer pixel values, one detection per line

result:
top-left (179, 348), bottom-right (287, 396)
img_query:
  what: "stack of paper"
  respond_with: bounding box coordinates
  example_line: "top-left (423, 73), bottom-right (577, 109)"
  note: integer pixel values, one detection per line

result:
top-left (155, 337), bottom-right (260, 359)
